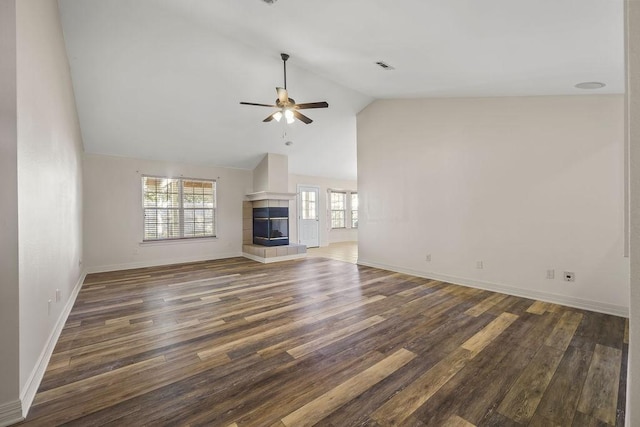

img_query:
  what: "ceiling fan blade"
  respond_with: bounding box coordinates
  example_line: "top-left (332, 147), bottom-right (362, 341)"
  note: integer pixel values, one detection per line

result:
top-left (293, 110), bottom-right (313, 124)
top-left (240, 102), bottom-right (277, 107)
top-left (295, 102), bottom-right (329, 109)
top-left (276, 87), bottom-right (288, 104)
top-left (263, 113), bottom-right (277, 122)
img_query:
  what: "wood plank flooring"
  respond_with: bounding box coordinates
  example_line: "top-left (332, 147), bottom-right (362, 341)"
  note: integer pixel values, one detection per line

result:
top-left (19, 257), bottom-right (628, 426)
top-left (307, 242), bottom-right (358, 264)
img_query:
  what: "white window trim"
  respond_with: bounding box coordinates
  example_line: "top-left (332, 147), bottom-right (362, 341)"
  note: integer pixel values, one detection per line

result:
top-left (350, 191), bottom-right (358, 229)
top-left (329, 189), bottom-right (358, 230)
top-left (142, 175), bottom-right (217, 242)
top-left (139, 236), bottom-right (218, 246)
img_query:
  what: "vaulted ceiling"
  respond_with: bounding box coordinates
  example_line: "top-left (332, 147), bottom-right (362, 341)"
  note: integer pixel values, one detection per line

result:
top-left (57, 0), bottom-right (624, 180)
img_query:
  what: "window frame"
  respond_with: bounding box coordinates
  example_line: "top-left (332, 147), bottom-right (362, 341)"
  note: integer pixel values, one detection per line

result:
top-left (300, 188), bottom-right (318, 221)
top-left (330, 191), bottom-right (347, 229)
top-left (329, 189), bottom-right (358, 230)
top-left (350, 192), bottom-right (358, 229)
top-left (142, 175), bottom-right (217, 242)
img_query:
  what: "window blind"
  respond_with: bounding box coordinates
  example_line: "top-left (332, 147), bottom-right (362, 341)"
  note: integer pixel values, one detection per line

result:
top-left (142, 176), bottom-right (216, 241)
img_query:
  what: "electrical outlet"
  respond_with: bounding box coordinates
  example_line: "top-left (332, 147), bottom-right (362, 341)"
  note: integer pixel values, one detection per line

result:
top-left (546, 269), bottom-right (555, 279)
top-left (564, 271), bottom-right (575, 282)
top-left (425, 254), bottom-right (431, 262)
top-left (476, 261), bottom-right (484, 269)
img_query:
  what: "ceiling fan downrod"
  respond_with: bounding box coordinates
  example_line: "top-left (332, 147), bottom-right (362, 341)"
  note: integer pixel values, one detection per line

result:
top-left (281, 53), bottom-right (289, 89)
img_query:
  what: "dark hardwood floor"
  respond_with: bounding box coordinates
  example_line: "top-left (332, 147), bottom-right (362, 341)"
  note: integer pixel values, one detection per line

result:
top-left (20, 257), bottom-right (628, 426)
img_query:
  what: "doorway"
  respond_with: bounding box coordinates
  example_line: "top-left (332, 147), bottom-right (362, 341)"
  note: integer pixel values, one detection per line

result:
top-left (298, 185), bottom-right (320, 248)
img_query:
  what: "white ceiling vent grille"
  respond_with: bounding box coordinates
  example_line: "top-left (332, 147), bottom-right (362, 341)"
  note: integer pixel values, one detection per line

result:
top-left (375, 61), bottom-right (395, 70)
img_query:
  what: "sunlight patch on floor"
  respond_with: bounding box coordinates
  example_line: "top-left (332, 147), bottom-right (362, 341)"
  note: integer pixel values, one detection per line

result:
top-left (306, 241), bottom-right (358, 264)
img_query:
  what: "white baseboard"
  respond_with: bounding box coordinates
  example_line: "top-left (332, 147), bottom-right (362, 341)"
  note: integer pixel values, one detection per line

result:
top-left (85, 252), bottom-right (243, 274)
top-left (19, 271), bottom-right (86, 419)
top-left (243, 252), bottom-right (307, 264)
top-left (0, 400), bottom-right (23, 427)
top-left (357, 259), bottom-right (629, 317)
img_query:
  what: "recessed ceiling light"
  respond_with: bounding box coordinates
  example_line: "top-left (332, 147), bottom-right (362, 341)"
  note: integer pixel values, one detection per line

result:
top-left (575, 82), bottom-right (606, 90)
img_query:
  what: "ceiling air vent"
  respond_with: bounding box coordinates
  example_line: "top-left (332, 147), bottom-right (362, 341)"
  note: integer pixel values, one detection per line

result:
top-left (375, 61), bottom-right (395, 70)
top-left (575, 81), bottom-right (606, 89)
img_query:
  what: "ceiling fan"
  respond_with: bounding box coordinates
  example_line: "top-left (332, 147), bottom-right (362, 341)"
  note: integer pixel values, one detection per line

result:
top-left (240, 53), bottom-right (329, 124)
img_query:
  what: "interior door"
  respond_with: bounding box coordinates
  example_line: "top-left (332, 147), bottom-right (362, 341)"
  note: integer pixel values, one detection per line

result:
top-left (298, 185), bottom-right (320, 248)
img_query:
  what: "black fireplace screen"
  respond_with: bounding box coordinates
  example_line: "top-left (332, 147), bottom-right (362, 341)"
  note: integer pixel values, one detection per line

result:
top-left (253, 207), bottom-right (289, 246)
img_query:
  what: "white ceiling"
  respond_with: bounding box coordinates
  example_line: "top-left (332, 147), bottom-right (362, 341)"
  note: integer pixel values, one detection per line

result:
top-left (57, 0), bottom-right (624, 180)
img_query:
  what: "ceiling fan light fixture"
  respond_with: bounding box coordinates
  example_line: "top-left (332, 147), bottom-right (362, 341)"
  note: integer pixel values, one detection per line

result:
top-left (273, 111), bottom-right (283, 122)
top-left (284, 109), bottom-right (295, 124)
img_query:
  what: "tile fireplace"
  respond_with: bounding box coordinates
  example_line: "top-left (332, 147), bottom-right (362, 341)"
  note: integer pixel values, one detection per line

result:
top-left (242, 192), bottom-right (306, 263)
top-left (253, 207), bottom-right (289, 246)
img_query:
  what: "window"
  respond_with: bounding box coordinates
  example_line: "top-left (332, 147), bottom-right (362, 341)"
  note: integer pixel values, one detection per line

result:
top-left (351, 192), bottom-right (358, 228)
top-left (330, 191), bottom-right (346, 228)
top-left (301, 189), bottom-right (317, 220)
top-left (330, 190), bottom-right (358, 229)
top-left (142, 176), bottom-right (216, 241)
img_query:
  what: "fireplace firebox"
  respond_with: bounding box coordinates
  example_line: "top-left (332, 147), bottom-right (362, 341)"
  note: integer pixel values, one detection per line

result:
top-left (253, 207), bottom-right (289, 246)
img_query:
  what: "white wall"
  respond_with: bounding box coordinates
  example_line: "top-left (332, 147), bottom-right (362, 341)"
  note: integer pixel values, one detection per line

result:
top-left (627, 0), bottom-right (639, 423)
top-left (358, 95), bottom-right (629, 315)
top-left (15, 0), bottom-right (85, 418)
top-left (266, 153), bottom-right (288, 193)
top-left (0, 0), bottom-right (21, 423)
top-left (289, 174), bottom-right (358, 247)
top-left (252, 153), bottom-right (288, 193)
top-left (84, 154), bottom-right (252, 271)
top-left (252, 154), bottom-right (268, 193)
